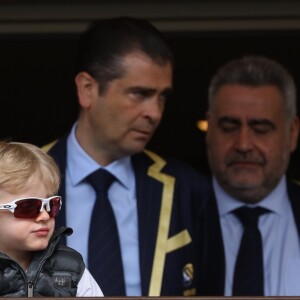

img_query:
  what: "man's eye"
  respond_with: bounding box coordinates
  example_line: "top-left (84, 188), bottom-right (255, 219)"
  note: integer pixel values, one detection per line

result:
top-left (130, 90), bottom-right (151, 99)
top-left (220, 123), bottom-right (239, 132)
top-left (252, 125), bottom-right (273, 134)
top-left (132, 91), bottom-right (144, 97)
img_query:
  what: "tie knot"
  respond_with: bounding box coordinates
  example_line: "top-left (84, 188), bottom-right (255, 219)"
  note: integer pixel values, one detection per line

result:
top-left (233, 206), bottom-right (269, 228)
top-left (86, 169), bottom-right (115, 194)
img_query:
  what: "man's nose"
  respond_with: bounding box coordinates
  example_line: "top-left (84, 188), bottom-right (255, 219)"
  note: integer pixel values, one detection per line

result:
top-left (235, 128), bottom-right (254, 152)
top-left (144, 98), bottom-right (164, 123)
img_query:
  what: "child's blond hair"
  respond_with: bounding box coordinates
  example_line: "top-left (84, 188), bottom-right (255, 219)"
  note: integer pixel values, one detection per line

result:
top-left (0, 141), bottom-right (60, 195)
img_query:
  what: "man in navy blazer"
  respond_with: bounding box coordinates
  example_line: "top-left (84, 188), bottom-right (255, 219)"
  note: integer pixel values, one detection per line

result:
top-left (44, 17), bottom-right (205, 297)
top-left (197, 56), bottom-right (300, 296)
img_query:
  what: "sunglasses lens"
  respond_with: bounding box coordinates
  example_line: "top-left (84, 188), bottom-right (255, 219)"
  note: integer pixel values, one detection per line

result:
top-left (48, 197), bottom-right (61, 218)
top-left (12, 197), bottom-right (61, 219)
top-left (14, 199), bottom-right (42, 219)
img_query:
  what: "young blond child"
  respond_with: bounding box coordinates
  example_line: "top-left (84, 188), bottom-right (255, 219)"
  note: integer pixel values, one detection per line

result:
top-left (0, 141), bottom-right (103, 297)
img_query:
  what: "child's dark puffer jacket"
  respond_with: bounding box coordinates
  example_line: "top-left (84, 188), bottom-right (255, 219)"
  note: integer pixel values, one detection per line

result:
top-left (0, 227), bottom-right (85, 297)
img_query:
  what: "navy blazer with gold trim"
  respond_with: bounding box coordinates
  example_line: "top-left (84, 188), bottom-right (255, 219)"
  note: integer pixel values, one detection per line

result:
top-left (45, 135), bottom-right (206, 296)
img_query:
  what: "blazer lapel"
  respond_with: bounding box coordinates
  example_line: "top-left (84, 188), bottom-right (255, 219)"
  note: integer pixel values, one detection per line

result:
top-left (197, 180), bottom-right (225, 295)
top-left (132, 151), bottom-right (164, 295)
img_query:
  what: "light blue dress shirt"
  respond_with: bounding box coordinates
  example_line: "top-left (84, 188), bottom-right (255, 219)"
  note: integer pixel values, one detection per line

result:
top-left (214, 176), bottom-right (300, 296)
top-left (65, 123), bottom-right (141, 296)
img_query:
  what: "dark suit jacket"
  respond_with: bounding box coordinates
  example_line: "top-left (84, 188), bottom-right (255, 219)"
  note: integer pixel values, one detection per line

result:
top-left (196, 178), bottom-right (300, 295)
top-left (46, 135), bottom-right (207, 296)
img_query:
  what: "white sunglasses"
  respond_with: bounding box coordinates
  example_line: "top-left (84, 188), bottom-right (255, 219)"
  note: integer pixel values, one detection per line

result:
top-left (0, 196), bottom-right (62, 219)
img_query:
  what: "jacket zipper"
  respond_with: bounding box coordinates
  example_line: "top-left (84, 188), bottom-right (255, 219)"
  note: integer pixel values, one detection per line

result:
top-left (27, 281), bottom-right (34, 297)
top-left (26, 233), bottom-right (61, 296)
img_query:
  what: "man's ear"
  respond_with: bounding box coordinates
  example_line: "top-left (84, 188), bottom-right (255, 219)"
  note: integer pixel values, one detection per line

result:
top-left (75, 72), bottom-right (98, 108)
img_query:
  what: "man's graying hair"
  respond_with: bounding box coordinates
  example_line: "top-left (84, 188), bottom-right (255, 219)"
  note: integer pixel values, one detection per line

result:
top-left (75, 17), bottom-right (174, 95)
top-left (208, 56), bottom-right (297, 121)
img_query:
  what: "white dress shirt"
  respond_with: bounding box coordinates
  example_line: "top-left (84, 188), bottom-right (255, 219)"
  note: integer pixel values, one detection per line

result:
top-left (77, 268), bottom-right (104, 296)
top-left (214, 176), bottom-right (300, 296)
top-left (65, 123), bottom-right (141, 296)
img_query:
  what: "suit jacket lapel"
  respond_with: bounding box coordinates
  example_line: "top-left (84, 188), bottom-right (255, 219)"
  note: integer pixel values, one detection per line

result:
top-left (132, 151), bottom-right (164, 295)
top-left (197, 180), bottom-right (225, 295)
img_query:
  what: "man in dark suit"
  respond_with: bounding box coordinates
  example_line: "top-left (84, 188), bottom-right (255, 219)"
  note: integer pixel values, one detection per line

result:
top-left (197, 55), bottom-right (300, 296)
top-left (44, 17), bottom-right (205, 297)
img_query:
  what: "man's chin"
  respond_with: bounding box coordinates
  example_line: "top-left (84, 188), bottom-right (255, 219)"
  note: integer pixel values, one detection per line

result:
top-left (123, 142), bottom-right (147, 156)
top-left (224, 180), bottom-right (267, 203)
top-left (229, 179), bottom-right (263, 190)
top-left (227, 168), bottom-right (263, 186)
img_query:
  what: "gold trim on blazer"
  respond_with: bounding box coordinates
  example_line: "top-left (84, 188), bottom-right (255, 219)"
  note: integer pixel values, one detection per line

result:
top-left (41, 140), bottom-right (58, 153)
top-left (144, 150), bottom-right (192, 296)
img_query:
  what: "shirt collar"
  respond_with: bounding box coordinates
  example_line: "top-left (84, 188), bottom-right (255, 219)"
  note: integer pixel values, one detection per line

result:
top-left (66, 123), bottom-right (133, 189)
top-left (214, 175), bottom-right (288, 217)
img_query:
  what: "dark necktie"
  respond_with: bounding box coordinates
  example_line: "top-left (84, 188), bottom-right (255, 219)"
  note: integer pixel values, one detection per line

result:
top-left (86, 169), bottom-right (126, 296)
top-left (232, 206), bottom-right (269, 296)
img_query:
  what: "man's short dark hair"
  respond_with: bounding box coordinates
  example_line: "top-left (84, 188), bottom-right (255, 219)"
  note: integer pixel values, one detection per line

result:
top-left (75, 17), bottom-right (174, 94)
